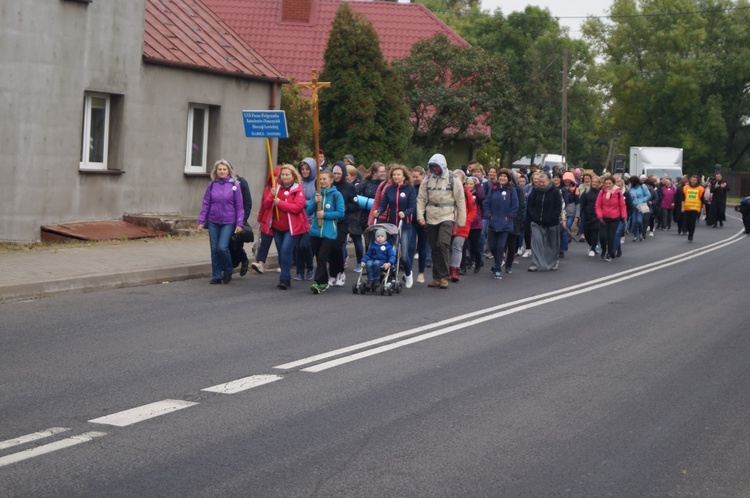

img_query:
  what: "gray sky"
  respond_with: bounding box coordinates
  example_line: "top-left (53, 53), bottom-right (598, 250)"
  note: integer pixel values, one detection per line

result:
top-left (479, 0), bottom-right (613, 37)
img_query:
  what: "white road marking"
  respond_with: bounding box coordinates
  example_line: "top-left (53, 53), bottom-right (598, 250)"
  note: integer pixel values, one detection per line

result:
top-left (299, 231), bottom-right (746, 373)
top-left (88, 400), bottom-right (198, 427)
top-left (278, 231), bottom-right (746, 372)
top-left (0, 431), bottom-right (106, 468)
top-left (201, 374), bottom-right (283, 394)
top-left (0, 427), bottom-right (70, 451)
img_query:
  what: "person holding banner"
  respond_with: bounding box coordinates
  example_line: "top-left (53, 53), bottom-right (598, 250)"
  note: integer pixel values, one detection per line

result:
top-left (262, 164), bottom-right (308, 289)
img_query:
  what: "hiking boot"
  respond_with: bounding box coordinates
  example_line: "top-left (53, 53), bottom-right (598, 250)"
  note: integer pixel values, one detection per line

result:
top-left (439, 278), bottom-right (449, 289)
top-left (250, 261), bottom-right (264, 274)
top-left (450, 266), bottom-right (460, 282)
top-left (428, 279), bottom-right (441, 287)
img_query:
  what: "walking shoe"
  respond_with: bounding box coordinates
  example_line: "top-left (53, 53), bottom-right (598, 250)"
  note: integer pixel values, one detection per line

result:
top-left (506, 267), bottom-right (513, 274)
top-left (494, 271), bottom-right (502, 279)
top-left (428, 279), bottom-right (442, 288)
top-left (450, 267), bottom-right (460, 282)
top-left (604, 255), bottom-right (613, 262)
top-left (223, 272), bottom-right (232, 284)
top-left (277, 280), bottom-right (290, 290)
top-left (405, 273), bottom-right (413, 289)
top-left (595, 246), bottom-right (601, 254)
top-left (522, 249), bottom-right (532, 258)
top-left (551, 262), bottom-right (559, 270)
top-left (688, 237), bottom-right (693, 242)
top-left (353, 266), bottom-right (362, 273)
top-left (305, 270), bottom-right (314, 280)
top-left (328, 277), bottom-right (336, 287)
top-left (528, 265), bottom-right (538, 272)
top-left (209, 278), bottom-right (222, 285)
top-left (250, 261), bottom-right (264, 274)
top-left (588, 250), bottom-right (595, 257)
top-left (240, 259), bottom-right (249, 276)
top-left (578, 236), bottom-right (586, 243)
top-left (620, 237), bottom-right (625, 244)
top-left (484, 250), bottom-right (494, 259)
top-left (517, 247), bottom-right (524, 256)
top-left (649, 230), bottom-right (654, 237)
top-left (335, 272), bottom-right (346, 287)
top-left (311, 282), bottom-right (328, 294)
top-left (559, 251), bottom-right (565, 258)
top-left (459, 267), bottom-right (467, 275)
top-left (633, 236), bottom-right (638, 242)
top-left (615, 249), bottom-right (622, 257)
top-left (416, 273), bottom-right (425, 283)
top-left (276, 267), bottom-right (281, 272)
top-left (294, 273), bottom-right (303, 281)
top-left (439, 278), bottom-right (449, 289)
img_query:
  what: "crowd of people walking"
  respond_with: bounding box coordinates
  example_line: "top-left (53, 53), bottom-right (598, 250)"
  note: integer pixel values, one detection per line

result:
top-left (197, 155), bottom-right (743, 291)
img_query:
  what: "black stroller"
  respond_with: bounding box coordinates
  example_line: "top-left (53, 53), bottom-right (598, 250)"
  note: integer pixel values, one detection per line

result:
top-left (352, 222), bottom-right (403, 296)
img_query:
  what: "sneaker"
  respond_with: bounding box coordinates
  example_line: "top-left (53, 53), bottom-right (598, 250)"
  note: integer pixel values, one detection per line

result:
top-left (620, 237), bottom-right (625, 244)
top-left (551, 262), bottom-right (559, 270)
top-left (353, 266), bottom-right (362, 273)
top-left (428, 279), bottom-right (441, 288)
top-left (559, 251), bottom-right (565, 258)
top-left (615, 249), bottom-right (622, 257)
top-left (276, 267), bottom-right (281, 273)
top-left (305, 270), bottom-right (314, 280)
top-left (494, 271), bottom-right (502, 279)
top-left (328, 277), bottom-right (336, 287)
top-left (209, 278), bottom-right (222, 285)
top-left (439, 278), bottom-right (449, 289)
top-left (416, 273), bottom-right (425, 283)
top-left (505, 267), bottom-right (512, 274)
top-left (578, 236), bottom-right (586, 243)
top-left (517, 247), bottom-right (524, 256)
top-left (277, 280), bottom-right (290, 290)
top-left (484, 250), bottom-right (494, 259)
top-left (294, 273), bottom-right (303, 281)
top-left (405, 273), bottom-right (413, 289)
top-left (649, 231), bottom-right (654, 237)
top-left (528, 265), bottom-right (538, 272)
top-left (311, 282), bottom-right (328, 294)
top-left (250, 261), bottom-right (264, 274)
top-left (595, 246), bottom-right (601, 254)
top-left (522, 249), bottom-right (532, 258)
top-left (604, 255), bottom-right (613, 262)
top-left (240, 259), bottom-right (249, 276)
top-left (335, 272), bottom-right (346, 287)
top-left (588, 250), bottom-right (595, 257)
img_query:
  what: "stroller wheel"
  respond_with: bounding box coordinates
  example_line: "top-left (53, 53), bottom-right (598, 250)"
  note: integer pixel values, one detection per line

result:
top-left (388, 289), bottom-right (392, 296)
top-left (360, 284), bottom-right (366, 294)
top-left (352, 282), bottom-right (358, 294)
top-left (380, 286), bottom-right (385, 296)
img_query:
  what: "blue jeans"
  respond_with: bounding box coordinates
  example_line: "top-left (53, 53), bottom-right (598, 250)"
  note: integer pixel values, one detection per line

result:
top-left (352, 233), bottom-right (364, 265)
top-left (208, 222), bottom-right (235, 279)
top-left (256, 232), bottom-right (273, 263)
top-left (366, 259), bottom-right (384, 281)
top-left (614, 221), bottom-right (625, 254)
top-left (560, 215), bottom-right (575, 252)
top-left (273, 230), bottom-right (300, 282)
top-left (408, 225), bottom-right (429, 273)
top-left (295, 231), bottom-right (314, 274)
top-left (632, 211), bottom-right (644, 239)
top-left (399, 226), bottom-right (413, 276)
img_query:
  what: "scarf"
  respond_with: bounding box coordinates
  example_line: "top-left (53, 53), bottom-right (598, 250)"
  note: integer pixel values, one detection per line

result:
top-left (606, 185), bottom-right (620, 200)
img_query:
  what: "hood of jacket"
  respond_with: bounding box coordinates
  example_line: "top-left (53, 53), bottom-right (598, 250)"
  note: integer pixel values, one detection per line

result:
top-left (427, 153), bottom-right (448, 177)
top-left (298, 158), bottom-right (317, 183)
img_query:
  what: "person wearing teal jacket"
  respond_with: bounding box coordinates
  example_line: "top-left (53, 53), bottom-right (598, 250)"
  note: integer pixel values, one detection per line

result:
top-left (306, 171), bottom-right (345, 293)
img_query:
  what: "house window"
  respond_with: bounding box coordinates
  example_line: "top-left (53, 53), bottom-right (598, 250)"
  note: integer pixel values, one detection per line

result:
top-left (185, 104), bottom-right (209, 173)
top-left (80, 93), bottom-right (111, 170)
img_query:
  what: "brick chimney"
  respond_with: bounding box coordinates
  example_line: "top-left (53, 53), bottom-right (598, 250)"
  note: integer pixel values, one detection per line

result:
top-left (282, 0), bottom-right (313, 22)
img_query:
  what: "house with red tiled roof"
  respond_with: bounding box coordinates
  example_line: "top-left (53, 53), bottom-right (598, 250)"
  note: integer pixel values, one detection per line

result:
top-left (1, 0), bottom-right (286, 241)
top-left (203, 0), bottom-right (469, 84)
top-left (204, 0), bottom-right (485, 164)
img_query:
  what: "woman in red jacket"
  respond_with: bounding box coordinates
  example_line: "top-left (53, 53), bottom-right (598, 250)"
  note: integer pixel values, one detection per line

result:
top-left (595, 176), bottom-right (627, 262)
top-left (449, 170), bottom-right (477, 282)
top-left (261, 164), bottom-right (309, 289)
top-left (250, 166), bottom-right (280, 276)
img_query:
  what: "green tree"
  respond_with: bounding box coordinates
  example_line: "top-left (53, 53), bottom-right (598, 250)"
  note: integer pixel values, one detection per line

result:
top-left (460, 6), bottom-right (604, 168)
top-left (584, 0), bottom-right (750, 172)
top-left (278, 80), bottom-right (312, 164)
top-left (318, 3), bottom-right (412, 166)
top-left (392, 34), bottom-right (513, 151)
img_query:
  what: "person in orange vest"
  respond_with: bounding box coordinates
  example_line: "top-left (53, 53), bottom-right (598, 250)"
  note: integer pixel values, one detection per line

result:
top-left (681, 175), bottom-right (705, 243)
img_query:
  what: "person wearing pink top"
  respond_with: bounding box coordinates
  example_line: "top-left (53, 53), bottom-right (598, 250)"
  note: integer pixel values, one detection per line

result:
top-left (595, 176), bottom-right (628, 262)
top-left (659, 179), bottom-right (677, 230)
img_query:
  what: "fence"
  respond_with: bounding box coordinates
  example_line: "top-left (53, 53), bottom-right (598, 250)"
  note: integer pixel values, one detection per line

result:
top-left (723, 171), bottom-right (750, 198)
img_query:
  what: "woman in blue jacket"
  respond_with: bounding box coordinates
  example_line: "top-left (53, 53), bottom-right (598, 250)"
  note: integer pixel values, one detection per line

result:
top-left (483, 167), bottom-right (518, 279)
top-left (373, 164), bottom-right (417, 288)
top-left (306, 171), bottom-right (345, 293)
top-left (197, 159), bottom-right (245, 284)
top-left (629, 176), bottom-right (652, 242)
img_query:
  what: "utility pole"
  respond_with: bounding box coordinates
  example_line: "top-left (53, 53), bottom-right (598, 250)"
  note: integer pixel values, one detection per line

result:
top-left (561, 48), bottom-right (568, 167)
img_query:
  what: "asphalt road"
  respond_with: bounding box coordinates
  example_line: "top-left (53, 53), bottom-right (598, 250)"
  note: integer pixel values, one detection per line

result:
top-left (1, 216), bottom-right (749, 497)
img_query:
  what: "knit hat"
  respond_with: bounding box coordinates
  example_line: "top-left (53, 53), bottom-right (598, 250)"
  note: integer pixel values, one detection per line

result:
top-left (562, 171), bottom-right (576, 183)
top-left (344, 154), bottom-right (355, 165)
top-left (375, 228), bottom-right (387, 240)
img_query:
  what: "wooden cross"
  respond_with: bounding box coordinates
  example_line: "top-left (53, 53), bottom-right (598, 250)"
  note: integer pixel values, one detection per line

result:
top-left (298, 70), bottom-right (330, 225)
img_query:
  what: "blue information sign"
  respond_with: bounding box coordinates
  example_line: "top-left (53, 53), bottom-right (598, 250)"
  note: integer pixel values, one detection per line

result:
top-left (242, 110), bottom-right (288, 139)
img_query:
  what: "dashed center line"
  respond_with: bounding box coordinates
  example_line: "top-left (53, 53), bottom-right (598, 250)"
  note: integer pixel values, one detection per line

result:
top-left (0, 427), bottom-right (70, 451)
top-left (202, 374), bottom-right (283, 394)
top-left (0, 432), bottom-right (106, 468)
top-left (88, 399), bottom-right (198, 427)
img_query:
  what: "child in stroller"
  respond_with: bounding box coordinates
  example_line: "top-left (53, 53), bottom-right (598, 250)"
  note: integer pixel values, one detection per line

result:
top-left (353, 223), bottom-right (403, 295)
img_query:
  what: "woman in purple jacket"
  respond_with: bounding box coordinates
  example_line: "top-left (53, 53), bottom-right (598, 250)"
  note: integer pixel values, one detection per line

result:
top-left (198, 159), bottom-right (245, 284)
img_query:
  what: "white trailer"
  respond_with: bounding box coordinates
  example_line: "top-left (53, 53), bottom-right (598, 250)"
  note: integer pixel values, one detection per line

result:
top-left (629, 147), bottom-right (683, 180)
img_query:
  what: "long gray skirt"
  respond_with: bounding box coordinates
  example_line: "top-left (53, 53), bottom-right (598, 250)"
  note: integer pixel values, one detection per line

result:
top-left (530, 222), bottom-right (560, 270)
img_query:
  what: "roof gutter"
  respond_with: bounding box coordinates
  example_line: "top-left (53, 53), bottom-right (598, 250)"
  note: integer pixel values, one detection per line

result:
top-left (143, 56), bottom-right (290, 85)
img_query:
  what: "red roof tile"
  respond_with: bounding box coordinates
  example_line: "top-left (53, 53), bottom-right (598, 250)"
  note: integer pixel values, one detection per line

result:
top-left (202, 0), bottom-right (469, 83)
top-left (143, 0), bottom-right (287, 82)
